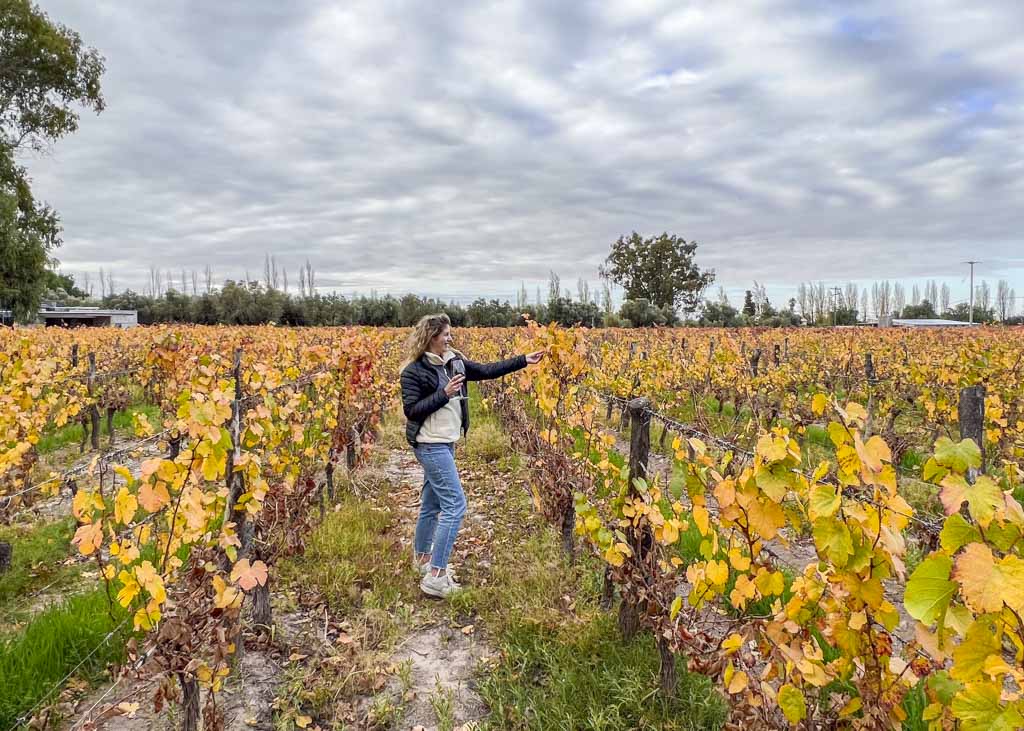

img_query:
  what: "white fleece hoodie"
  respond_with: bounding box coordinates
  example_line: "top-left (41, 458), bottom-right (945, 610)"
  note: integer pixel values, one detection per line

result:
top-left (417, 350), bottom-right (463, 444)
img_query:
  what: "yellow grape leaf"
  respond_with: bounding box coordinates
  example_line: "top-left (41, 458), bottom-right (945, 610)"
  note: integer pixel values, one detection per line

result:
top-left (844, 402), bottom-right (867, 423)
top-left (670, 596), bottom-right (682, 621)
top-left (848, 611), bottom-right (867, 630)
top-left (777, 683), bottom-right (807, 724)
top-left (721, 633), bottom-right (743, 655)
top-left (813, 518), bottom-right (853, 567)
top-left (811, 393), bottom-right (827, 416)
top-left (295, 716), bottom-right (313, 729)
top-left (113, 464), bottom-right (136, 488)
top-left (729, 574), bottom-right (756, 609)
top-left (953, 544), bottom-right (1024, 614)
top-left (133, 599), bottom-right (161, 631)
top-left (116, 570), bottom-right (140, 607)
top-left (714, 478), bottom-right (736, 508)
top-left (754, 569), bottom-right (785, 597)
top-left (138, 481), bottom-right (171, 512)
top-left (756, 434), bottom-right (788, 462)
top-left (746, 499), bottom-right (786, 540)
top-left (213, 574), bottom-right (243, 609)
top-left (692, 505), bottom-right (710, 536)
top-left (71, 489), bottom-right (104, 520)
top-left (828, 421), bottom-right (851, 447)
top-left (231, 559), bottom-right (269, 591)
top-left (951, 620), bottom-right (1001, 682)
top-left (139, 458), bottom-right (163, 479)
top-left (604, 544), bottom-right (625, 567)
top-left (706, 560), bottom-right (729, 586)
top-left (659, 520), bottom-right (680, 545)
top-left (840, 697), bottom-right (863, 717)
top-left (72, 520), bottom-right (103, 556)
top-left (202, 453), bottom-right (226, 481)
top-left (941, 475), bottom-right (1003, 527)
top-left (727, 669), bottom-right (748, 694)
top-left (728, 547), bottom-right (751, 571)
top-left (950, 680), bottom-right (1024, 731)
top-left (114, 487), bottom-right (138, 526)
top-left (135, 561), bottom-right (167, 604)
top-left (854, 433), bottom-right (891, 472)
top-left (808, 483), bottom-right (841, 521)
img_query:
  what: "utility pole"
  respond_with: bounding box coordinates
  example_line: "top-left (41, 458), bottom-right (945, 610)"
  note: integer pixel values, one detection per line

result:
top-left (829, 286), bottom-right (843, 326)
top-left (965, 261), bottom-right (981, 325)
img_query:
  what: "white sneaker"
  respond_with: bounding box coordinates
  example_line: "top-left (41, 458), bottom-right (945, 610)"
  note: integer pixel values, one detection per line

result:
top-left (420, 569), bottom-right (460, 598)
top-left (413, 551), bottom-right (431, 576)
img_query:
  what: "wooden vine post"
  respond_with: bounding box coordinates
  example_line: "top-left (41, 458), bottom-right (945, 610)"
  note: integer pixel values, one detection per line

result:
top-left (619, 397), bottom-right (650, 642)
top-left (0, 541), bottom-right (11, 574)
top-left (958, 384), bottom-right (986, 481)
top-left (864, 352), bottom-right (876, 434)
top-left (88, 352), bottom-right (100, 450)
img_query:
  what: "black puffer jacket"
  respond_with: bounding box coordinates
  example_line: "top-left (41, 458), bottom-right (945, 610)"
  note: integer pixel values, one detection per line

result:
top-left (400, 353), bottom-right (527, 447)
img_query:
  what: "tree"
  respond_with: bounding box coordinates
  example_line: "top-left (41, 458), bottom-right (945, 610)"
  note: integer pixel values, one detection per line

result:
top-left (698, 300), bottom-right (740, 327)
top-left (900, 299), bottom-right (937, 319)
top-left (618, 298), bottom-right (677, 327)
top-left (796, 283), bottom-right (809, 320)
top-left (995, 280), bottom-right (1013, 322)
top-left (742, 290), bottom-right (756, 316)
top-left (600, 232), bottom-right (714, 314)
top-left (872, 281), bottom-right (892, 320)
top-left (893, 283), bottom-right (906, 315)
top-left (944, 302), bottom-right (994, 323)
top-left (0, 1), bottom-right (104, 321)
top-left (41, 268), bottom-right (87, 300)
top-left (975, 280), bottom-right (992, 312)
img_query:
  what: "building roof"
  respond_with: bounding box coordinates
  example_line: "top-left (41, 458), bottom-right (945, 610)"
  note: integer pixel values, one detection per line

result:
top-left (38, 308), bottom-right (136, 317)
top-left (891, 318), bottom-right (975, 327)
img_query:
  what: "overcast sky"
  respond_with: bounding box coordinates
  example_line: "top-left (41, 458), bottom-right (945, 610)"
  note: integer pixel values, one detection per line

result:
top-left (25, 0), bottom-right (1024, 310)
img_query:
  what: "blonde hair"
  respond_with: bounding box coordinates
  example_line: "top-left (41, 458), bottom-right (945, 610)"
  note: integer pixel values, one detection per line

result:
top-left (400, 313), bottom-right (452, 371)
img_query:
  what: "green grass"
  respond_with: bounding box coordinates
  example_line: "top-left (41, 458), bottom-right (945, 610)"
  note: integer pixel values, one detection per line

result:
top-left (35, 404), bottom-right (161, 455)
top-left (0, 590), bottom-right (129, 730)
top-left (479, 614), bottom-right (726, 731)
top-left (278, 495), bottom-right (411, 615)
top-left (901, 680), bottom-right (928, 731)
top-left (0, 518), bottom-right (81, 610)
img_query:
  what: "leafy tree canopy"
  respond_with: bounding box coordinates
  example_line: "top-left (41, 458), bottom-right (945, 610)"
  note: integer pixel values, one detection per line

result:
top-left (600, 232), bottom-right (714, 313)
top-left (0, 0), bottom-right (104, 320)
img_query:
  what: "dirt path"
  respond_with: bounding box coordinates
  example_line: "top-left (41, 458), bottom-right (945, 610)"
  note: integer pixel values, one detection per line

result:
top-left (371, 449), bottom-right (496, 731)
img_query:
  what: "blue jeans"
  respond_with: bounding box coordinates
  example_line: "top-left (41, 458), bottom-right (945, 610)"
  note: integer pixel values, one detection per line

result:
top-left (413, 443), bottom-right (466, 571)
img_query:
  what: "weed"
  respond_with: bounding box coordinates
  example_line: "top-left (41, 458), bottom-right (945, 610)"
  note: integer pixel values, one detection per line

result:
top-left (430, 682), bottom-right (456, 731)
top-left (0, 518), bottom-right (81, 609)
top-left (0, 590), bottom-right (129, 729)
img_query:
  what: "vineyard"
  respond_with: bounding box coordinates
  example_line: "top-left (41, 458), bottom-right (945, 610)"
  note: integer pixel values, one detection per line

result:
top-left (2, 324), bottom-right (1024, 730)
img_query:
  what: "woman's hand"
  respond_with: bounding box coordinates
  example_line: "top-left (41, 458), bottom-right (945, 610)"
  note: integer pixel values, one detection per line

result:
top-left (444, 374), bottom-right (466, 397)
top-left (525, 350), bottom-right (546, 365)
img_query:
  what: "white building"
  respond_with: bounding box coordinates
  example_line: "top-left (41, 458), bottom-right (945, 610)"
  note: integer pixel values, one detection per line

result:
top-left (38, 306), bottom-right (138, 329)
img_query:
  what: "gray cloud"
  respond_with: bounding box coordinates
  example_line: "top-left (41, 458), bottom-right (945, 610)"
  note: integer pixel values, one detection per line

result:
top-left (25, 0), bottom-right (1024, 308)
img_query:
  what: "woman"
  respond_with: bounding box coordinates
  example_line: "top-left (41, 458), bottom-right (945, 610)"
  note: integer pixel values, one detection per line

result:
top-left (400, 313), bottom-right (544, 598)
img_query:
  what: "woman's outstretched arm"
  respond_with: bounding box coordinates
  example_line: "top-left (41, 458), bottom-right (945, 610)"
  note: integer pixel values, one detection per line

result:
top-left (463, 350), bottom-right (544, 381)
